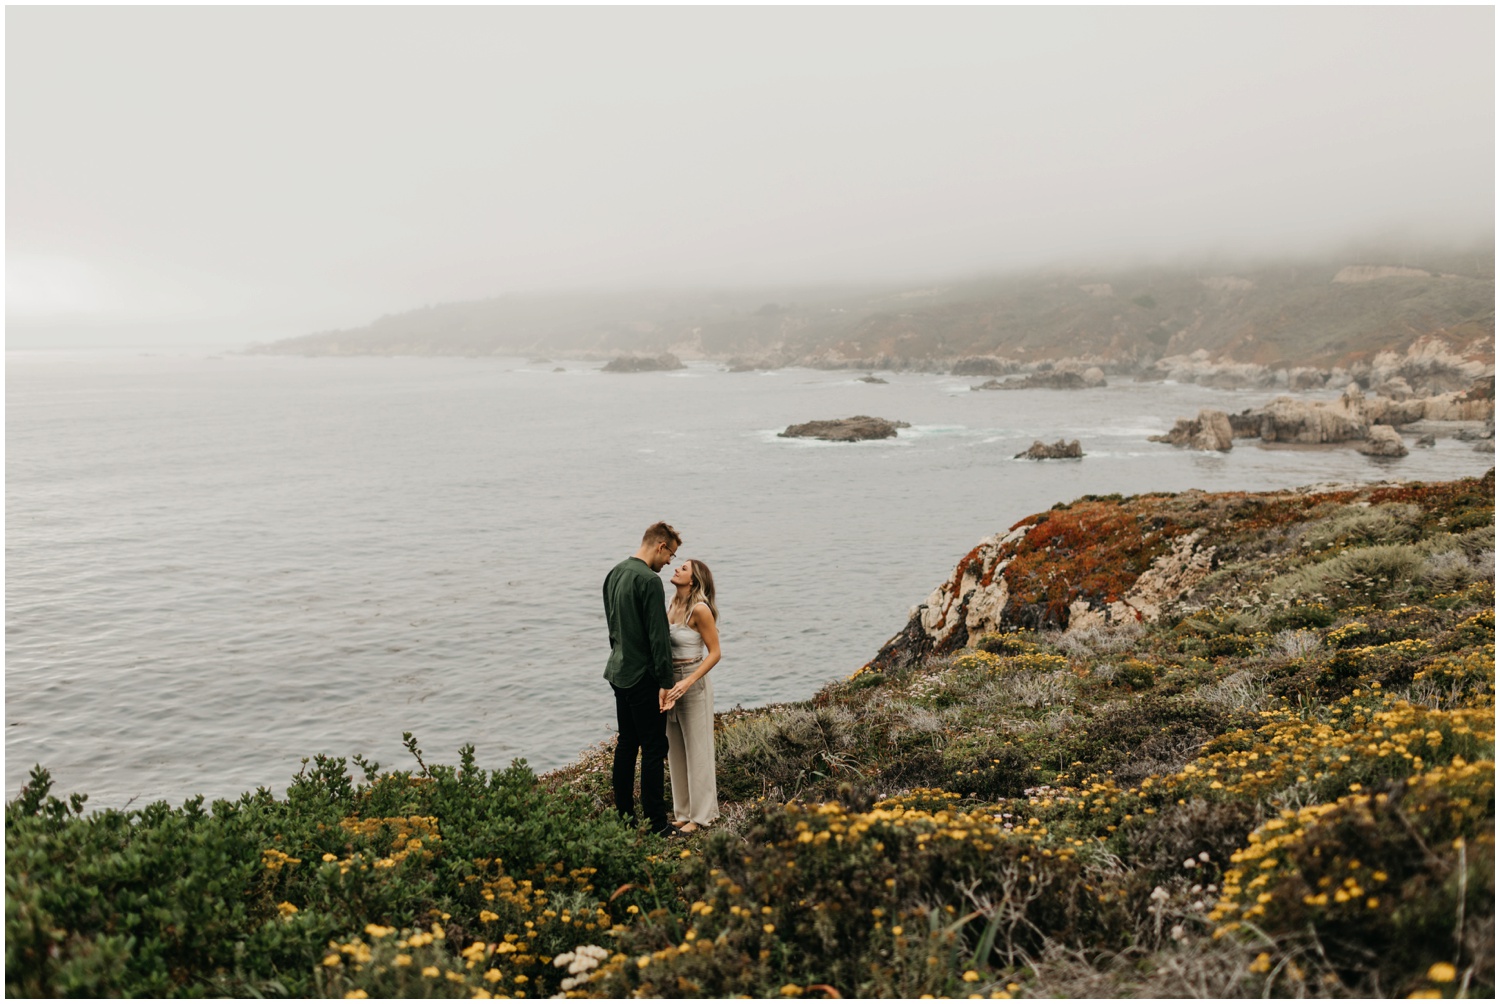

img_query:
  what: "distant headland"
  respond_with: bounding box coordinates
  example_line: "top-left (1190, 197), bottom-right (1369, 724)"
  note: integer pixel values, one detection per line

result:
top-left (246, 245), bottom-right (1495, 389)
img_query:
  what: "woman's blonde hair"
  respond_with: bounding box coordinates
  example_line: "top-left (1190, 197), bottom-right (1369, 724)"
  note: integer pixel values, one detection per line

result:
top-left (681, 559), bottom-right (718, 621)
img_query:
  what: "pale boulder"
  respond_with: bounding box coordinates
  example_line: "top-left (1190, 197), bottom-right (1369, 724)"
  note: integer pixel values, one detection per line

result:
top-left (1357, 424), bottom-right (1408, 458)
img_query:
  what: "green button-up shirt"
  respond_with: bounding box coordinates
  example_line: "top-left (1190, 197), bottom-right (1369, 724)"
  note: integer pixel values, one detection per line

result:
top-left (602, 557), bottom-right (673, 691)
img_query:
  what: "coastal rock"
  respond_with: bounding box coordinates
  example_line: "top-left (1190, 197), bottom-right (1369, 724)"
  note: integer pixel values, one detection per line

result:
top-left (1014, 439), bottom-right (1083, 460)
top-left (1357, 424), bottom-right (1408, 458)
top-left (1227, 409), bottom-right (1263, 438)
top-left (1206, 379), bottom-right (1496, 452)
top-left (973, 371), bottom-right (1089, 391)
top-left (602, 353), bottom-right (685, 373)
top-left (1066, 529), bottom-right (1217, 633)
top-left (1375, 376), bottom-right (1415, 401)
top-left (1288, 367), bottom-right (1330, 391)
top-left (856, 374), bottom-right (888, 384)
top-left (1257, 393), bottom-right (1368, 444)
top-left (1150, 409), bottom-right (1233, 452)
top-left (1154, 353), bottom-right (1278, 389)
top-left (1081, 367), bottom-right (1107, 387)
top-left (1416, 434), bottom-right (1437, 448)
top-left (868, 500), bottom-right (1224, 667)
top-left (950, 356), bottom-right (1013, 376)
top-left (905, 524), bottom-right (1034, 652)
top-left (779, 416), bottom-right (910, 442)
top-left (1455, 422), bottom-right (1495, 442)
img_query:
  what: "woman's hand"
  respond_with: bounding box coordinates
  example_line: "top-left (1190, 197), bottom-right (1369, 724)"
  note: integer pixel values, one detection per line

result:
top-left (666, 681), bottom-right (689, 705)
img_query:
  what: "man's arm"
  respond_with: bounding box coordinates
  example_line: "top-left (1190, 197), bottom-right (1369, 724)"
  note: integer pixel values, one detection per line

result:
top-left (603, 572), bottom-right (616, 648)
top-left (639, 575), bottom-right (674, 691)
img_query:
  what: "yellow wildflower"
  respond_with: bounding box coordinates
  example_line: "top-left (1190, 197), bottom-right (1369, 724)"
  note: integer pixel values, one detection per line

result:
top-left (1427, 962), bottom-right (1457, 983)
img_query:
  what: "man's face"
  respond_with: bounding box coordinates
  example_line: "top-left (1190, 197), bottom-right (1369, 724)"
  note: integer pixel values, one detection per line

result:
top-left (650, 540), bottom-right (677, 572)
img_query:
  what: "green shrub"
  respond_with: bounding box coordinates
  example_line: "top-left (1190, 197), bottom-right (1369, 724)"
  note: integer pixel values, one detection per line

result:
top-left (5, 746), bottom-right (665, 998)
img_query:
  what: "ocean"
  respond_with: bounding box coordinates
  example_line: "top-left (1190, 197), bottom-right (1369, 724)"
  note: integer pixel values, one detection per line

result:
top-left (6, 351), bottom-right (1493, 808)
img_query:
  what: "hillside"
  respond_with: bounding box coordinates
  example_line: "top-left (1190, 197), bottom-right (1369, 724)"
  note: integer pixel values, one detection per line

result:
top-left (250, 244), bottom-right (1496, 372)
top-left (8, 472), bottom-right (1494, 998)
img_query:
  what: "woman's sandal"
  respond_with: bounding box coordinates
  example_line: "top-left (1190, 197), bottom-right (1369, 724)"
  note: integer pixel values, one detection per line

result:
top-left (677, 822), bottom-right (702, 834)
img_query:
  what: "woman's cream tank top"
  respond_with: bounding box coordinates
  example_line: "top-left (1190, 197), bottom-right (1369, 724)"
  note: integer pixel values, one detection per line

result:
top-left (669, 604), bottom-right (707, 663)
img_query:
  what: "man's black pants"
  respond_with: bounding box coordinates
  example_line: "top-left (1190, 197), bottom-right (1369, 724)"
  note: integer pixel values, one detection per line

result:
top-left (611, 676), bottom-right (671, 835)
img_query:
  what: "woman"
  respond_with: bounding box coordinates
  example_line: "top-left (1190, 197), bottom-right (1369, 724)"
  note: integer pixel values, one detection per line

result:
top-left (663, 558), bottom-right (721, 832)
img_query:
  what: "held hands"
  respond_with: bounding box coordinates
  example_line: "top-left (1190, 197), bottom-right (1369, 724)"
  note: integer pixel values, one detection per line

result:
top-left (659, 680), bottom-right (690, 711)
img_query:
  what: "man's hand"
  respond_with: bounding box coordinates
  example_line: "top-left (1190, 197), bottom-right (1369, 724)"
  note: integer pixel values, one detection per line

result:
top-left (659, 688), bottom-right (676, 712)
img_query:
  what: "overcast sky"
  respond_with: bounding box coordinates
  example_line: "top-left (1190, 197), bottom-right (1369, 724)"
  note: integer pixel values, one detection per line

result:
top-left (7, 6), bottom-right (1495, 346)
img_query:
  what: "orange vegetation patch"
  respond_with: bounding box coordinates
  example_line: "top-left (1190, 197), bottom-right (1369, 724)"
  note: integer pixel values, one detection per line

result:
top-left (999, 500), bottom-right (1182, 629)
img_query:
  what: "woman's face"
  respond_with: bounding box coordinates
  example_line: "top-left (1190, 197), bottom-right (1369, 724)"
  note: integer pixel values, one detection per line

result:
top-left (670, 561), bottom-right (694, 588)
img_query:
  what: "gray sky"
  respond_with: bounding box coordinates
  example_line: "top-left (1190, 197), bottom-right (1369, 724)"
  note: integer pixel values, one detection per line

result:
top-left (7, 6), bottom-right (1495, 346)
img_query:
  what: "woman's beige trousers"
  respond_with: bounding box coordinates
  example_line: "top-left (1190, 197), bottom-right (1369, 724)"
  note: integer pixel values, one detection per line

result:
top-left (666, 665), bottom-right (718, 825)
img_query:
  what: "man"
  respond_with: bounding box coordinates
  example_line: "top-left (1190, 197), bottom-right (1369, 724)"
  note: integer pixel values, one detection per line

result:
top-left (602, 521), bottom-right (680, 837)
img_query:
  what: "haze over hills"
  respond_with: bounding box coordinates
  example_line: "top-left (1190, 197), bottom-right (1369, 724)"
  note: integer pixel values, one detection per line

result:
top-left (251, 242), bottom-right (1495, 373)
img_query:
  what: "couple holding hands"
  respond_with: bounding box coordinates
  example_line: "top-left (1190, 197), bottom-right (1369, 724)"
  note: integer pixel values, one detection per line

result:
top-left (602, 522), bottom-right (721, 837)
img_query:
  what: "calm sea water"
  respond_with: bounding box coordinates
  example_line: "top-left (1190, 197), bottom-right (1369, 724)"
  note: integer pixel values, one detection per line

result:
top-left (6, 351), bottom-right (1493, 807)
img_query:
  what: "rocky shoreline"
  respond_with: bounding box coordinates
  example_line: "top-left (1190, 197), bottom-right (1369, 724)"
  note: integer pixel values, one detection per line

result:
top-left (722, 335), bottom-right (1494, 393)
top-left (1150, 379), bottom-right (1494, 456)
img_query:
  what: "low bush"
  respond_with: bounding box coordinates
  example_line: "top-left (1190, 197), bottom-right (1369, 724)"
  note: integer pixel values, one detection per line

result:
top-left (5, 746), bottom-right (667, 998)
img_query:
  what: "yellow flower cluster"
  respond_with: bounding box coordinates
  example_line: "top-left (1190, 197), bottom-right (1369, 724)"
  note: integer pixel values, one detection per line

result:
top-left (1208, 757), bottom-right (1494, 933)
top-left (1163, 697), bottom-right (1493, 804)
top-left (949, 652), bottom-right (1007, 674)
top-left (1413, 644), bottom-right (1495, 691)
top-left (1326, 622), bottom-right (1370, 647)
top-left (337, 814), bottom-right (442, 869)
top-left (261, 848), bottom-right (302, 872)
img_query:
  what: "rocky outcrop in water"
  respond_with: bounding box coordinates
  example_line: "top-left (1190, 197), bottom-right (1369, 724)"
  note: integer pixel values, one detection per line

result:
top-left (602, 353), bottom-right (685, 373)
top-left (1149, 409), bottom-right (1234, 451)
top-left (779, 416), bottom-right (910, 442)
top-left (856, 374), bottom-right (888, 384)
top-left (950, 356), bottom-right (1015, 376)
top-left (1357, 425), bottom-right (1409, 458)
top-left (1014, 439), bottom-right (1083, 460)
top-left (974, 369), bottom-right (1105, 391)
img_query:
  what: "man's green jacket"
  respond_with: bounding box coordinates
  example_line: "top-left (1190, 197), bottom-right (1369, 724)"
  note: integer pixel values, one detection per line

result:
top-left (602, 556), bottom-right (673, 690)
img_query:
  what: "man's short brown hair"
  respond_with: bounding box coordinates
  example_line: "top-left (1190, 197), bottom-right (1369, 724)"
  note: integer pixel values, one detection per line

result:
top-left (642, 521), bottom-right (682, 549)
